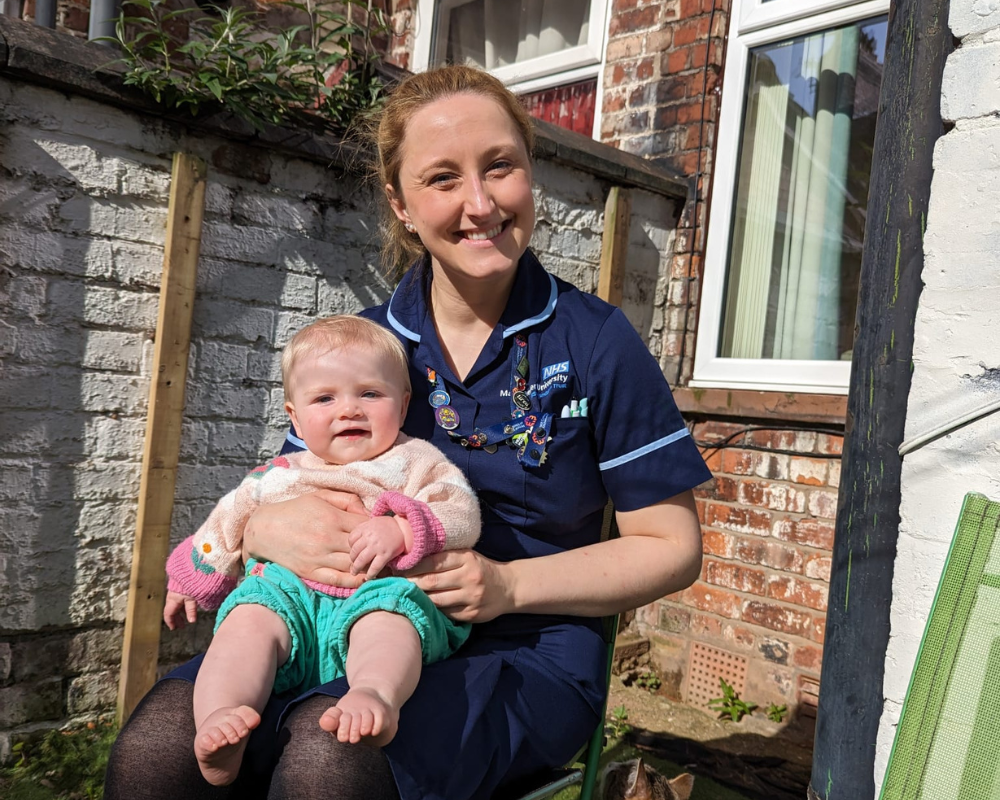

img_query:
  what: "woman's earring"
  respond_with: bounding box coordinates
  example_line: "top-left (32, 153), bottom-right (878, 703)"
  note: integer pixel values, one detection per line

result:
top-left (404, 221), bottom-right (416, 233)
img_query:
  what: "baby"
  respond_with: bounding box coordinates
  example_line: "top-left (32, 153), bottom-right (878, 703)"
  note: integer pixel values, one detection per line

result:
top-left (163, 315), bottom-right (480, 786)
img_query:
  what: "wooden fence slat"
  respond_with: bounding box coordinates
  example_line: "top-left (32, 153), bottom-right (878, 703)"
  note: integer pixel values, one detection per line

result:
top-left (597, 185), bottom-right (631, 307)
top-left (117, 153), bottom-right (207, 725)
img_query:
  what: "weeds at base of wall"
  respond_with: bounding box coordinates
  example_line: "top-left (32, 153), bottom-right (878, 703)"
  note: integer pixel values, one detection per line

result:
top-left (0, 716), bottom-right (117, 800)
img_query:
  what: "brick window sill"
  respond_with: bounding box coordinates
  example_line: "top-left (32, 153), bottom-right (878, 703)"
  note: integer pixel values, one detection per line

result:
top-left (673, 388), bottom-right (847, 426)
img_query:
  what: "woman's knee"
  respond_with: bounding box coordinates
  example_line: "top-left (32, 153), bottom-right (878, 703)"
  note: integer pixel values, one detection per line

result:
top-left (104, 680), bottom-right (228, 800)
top-left (270, 695), bottom-right (399, 800)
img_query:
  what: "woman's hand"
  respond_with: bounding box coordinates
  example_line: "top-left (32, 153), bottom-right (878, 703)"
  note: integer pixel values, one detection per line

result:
top-left (243, 489), bottom-right (370, 589)
top-left (402, 550), bottom-right (514, 623)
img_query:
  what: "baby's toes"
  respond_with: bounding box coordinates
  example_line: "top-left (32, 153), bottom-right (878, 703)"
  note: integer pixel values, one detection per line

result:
top-left (318, 707), bottom-right (341, 733)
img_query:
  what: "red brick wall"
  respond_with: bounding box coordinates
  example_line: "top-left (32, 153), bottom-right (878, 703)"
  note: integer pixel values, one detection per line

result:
top-left (640, 419), bottom-right (842, 719)
top-left (601, 0), bottom-right (729, 386)
top-left (521, 79), bottom-right (598, 138)
top-left (22, 0), bottom-right (92, 37)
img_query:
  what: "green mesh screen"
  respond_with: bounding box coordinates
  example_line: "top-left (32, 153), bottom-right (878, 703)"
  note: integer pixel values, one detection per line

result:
top-left (881, 493), bottom-right (1000, 800)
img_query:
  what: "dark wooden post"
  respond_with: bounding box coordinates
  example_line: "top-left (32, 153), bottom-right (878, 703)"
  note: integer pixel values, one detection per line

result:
top-left (808, 2), bottom-right (951, 798)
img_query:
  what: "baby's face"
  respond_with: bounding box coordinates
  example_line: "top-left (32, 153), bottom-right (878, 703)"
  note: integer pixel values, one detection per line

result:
top-left (285, 346), bottom-right (410, 465)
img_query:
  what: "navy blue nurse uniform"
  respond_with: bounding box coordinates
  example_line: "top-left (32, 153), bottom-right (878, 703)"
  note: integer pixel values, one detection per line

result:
top-left (279, 250), bottom-right (712, 800)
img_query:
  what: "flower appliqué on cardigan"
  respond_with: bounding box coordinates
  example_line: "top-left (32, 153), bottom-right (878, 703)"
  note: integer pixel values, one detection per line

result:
top-left (248, 456), bottom-right (291, 479)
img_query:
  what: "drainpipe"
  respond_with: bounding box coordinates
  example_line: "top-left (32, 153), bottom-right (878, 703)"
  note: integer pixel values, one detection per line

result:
top-left (88, 0), bottom-right (120, 42)
top-left (807, 0), bottom-right (951, 798)
top-left (34, 0), bottom-right (56, 29)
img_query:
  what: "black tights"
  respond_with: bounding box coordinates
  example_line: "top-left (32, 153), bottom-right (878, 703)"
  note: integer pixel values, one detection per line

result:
top-left (104, 680), bottom-right (401, 800)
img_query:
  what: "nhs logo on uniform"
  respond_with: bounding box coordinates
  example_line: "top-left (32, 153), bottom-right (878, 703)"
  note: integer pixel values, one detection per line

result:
top-left (542, 361), bottom-right (570, 380)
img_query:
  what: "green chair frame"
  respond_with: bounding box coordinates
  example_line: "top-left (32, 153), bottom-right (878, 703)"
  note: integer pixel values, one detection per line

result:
top-left (494, 504), bottom-right (620, 800)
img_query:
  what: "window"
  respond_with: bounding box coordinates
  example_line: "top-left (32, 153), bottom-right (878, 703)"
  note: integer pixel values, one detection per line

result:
top-left (693, 0), bottom-right (889, 394)
top-left (412, 0), bottom-right (609, 94)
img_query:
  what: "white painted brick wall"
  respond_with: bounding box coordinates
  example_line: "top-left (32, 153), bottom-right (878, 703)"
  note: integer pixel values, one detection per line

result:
top-left (876, 3), bottom-right (1000, 792)
top-left (0, 69), bottom-right (679, 745)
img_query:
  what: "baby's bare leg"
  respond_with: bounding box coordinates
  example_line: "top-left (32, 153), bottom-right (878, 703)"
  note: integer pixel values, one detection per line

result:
top-left (192, 604), bottom-right (291, 786)
top-left (319, 611), bottom-right (421, 746)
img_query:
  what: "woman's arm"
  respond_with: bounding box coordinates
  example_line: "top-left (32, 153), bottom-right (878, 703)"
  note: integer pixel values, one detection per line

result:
top-left (404, 490), bottom-right (702, 622)
top-left (242, 489), bottom-right (372, 589)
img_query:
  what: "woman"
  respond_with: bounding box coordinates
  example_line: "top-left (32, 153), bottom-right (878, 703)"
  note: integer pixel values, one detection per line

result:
top-left (105, 65), bottom-right (710, 800)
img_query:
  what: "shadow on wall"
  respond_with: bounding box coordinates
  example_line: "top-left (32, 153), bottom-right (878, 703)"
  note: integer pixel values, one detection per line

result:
top-left (0, 133), bottom-right (119, 636)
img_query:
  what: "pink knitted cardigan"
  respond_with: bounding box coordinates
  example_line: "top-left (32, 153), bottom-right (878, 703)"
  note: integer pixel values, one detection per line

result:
top-left (165, 434), bottom-right (480, 610)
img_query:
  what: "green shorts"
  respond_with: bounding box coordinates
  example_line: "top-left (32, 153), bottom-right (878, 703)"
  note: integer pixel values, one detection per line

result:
top-left (215, 559), bottom-right (471, 695)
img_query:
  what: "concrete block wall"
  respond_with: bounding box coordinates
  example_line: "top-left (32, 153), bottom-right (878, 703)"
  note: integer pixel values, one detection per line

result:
top-left (874, 1), bottom-right (1000, 792)
top-left (0, 66), bottom-right (680, 752)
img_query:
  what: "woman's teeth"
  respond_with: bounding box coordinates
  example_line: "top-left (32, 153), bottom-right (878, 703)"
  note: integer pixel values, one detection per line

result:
top-left (465, 223), bottom-right (503, 241)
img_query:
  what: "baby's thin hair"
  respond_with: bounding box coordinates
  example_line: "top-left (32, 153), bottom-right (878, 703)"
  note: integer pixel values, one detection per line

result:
top-left (282, 315), bottom-right (411, 399)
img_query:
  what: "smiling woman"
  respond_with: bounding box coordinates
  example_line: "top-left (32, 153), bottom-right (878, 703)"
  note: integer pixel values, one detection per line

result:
top-left (104, 65), bottom-right (711, 800)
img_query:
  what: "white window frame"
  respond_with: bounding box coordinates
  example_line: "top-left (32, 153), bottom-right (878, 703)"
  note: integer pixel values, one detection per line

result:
top-left (412, 0), bottom-right (609, 96)
top-left (691, 0), bottom-right (890, 395)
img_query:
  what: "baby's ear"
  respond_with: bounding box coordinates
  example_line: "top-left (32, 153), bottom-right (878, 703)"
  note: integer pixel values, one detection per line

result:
top-left (285, 401), bottom-right (300, 431)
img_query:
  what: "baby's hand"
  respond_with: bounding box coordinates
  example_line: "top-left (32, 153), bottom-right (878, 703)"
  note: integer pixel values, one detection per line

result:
top-left (164, 590), bottom-right (199, 631)
top-left (348, 517), bottom-right (407, 580)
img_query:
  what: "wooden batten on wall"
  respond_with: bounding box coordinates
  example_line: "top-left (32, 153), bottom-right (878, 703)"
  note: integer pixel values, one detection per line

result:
top-left (597, 185), bottom-right (631, 307)
top-left (117, 153), bottom-right (207, 725)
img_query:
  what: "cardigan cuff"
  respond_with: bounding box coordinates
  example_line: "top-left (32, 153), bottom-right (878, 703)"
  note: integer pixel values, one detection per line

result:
top-left (165, 537), bottom-right (238, 611)
top-left (371, 492), bottom-right (447, 572)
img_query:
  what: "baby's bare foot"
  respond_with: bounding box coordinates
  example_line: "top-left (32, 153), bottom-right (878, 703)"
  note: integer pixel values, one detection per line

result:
top-left (318, 687), bottom-right (399, 746)
top-left (194, 705), bottom-right (261, 785)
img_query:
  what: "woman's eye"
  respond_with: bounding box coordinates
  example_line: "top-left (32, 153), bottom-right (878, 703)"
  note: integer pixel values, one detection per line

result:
top-left (430, 173), bottom-right (457, 186)
top-left (489, 160), bottom-right (513, 173)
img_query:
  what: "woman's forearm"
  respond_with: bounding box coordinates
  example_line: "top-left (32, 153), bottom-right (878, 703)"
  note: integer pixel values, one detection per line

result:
top-left (502, 493), bottom-right (703, 618)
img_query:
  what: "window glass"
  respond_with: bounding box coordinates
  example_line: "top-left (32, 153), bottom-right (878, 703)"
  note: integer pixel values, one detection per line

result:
top-left (439, 0), bottom-right (591, 71)
top-left (719, 17), bottom-right (887, 361)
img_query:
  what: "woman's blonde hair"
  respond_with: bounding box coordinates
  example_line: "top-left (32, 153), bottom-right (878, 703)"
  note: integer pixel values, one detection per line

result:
top-left (364, 65), bottom-right (535, 275)
top-left (282, 315), bottom-right (410, 399)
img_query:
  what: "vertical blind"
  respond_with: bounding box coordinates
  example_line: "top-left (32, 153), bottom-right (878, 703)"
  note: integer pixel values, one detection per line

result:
top-left (721, 18), bottom-right (886, 362)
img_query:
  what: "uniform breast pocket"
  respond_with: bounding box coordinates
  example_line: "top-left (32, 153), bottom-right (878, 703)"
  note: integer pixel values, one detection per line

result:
top-left (525, 416), bottom-right (607, 536)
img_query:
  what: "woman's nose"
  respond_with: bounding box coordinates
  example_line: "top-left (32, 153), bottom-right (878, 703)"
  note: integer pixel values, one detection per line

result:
top-left (464, 176), bottom-right (493, 217)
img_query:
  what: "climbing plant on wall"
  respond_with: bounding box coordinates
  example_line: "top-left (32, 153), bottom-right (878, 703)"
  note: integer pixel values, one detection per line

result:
top-left (106, 0), bottom-right (388, 133)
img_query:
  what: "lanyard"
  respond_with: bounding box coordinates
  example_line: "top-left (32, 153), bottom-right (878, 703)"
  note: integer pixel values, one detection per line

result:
top-left (426, 334), bottom-right (553, 468)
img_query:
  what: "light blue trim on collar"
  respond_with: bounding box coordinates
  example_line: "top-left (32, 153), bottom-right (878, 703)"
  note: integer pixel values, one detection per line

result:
top-left (285, 431), bottom-right (307, 450)
top-left (386, 283), bottom-right (421, 343)
top-left (599, 428), bottom-right (692, 471)
top-left (503, 273), bottom-right (558, 338)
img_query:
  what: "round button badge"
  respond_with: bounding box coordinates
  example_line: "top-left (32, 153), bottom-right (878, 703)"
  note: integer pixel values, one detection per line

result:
top-left (513, 391), bottom-right (531, 411)
top-left (434, 405), bottom-right (461, 431)
top-left (428, 389), bottom-right (451, 408)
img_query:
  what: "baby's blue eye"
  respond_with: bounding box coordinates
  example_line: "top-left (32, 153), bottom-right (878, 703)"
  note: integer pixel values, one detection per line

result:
top-left (362, 391), bottom-right (381, 399)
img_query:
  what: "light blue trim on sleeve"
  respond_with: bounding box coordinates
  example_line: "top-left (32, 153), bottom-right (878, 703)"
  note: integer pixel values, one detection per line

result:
top-left (598, 428), bottom-right (692, 471)
top-left (503, 274), bottom-right (558, 337)
top-left (386, 284), bottom-right (421, 343)
top-left (285, 431), bottom-right (307, 450)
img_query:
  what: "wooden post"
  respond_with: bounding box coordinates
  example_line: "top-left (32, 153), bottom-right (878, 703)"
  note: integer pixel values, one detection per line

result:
top-left (117, 153), bottom-right (207, 725)
top-left (808, 1), bottom-right (950, 797)
top-left (597, 186), bottom-right (631, 307)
